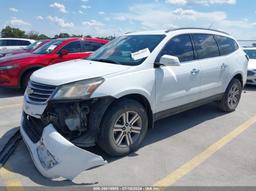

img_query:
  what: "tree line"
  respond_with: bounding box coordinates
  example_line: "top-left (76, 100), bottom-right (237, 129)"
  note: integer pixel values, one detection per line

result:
top-left (0, 26), bottom-right (115, 40)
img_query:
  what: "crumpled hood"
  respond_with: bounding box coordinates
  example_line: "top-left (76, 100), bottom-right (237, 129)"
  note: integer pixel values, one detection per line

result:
top-left (0, 52), bottom-right (37, 64)
top-left (248, 59), bottom-right (256, 70)
top-left (31, 59), bottom-right (131, 86)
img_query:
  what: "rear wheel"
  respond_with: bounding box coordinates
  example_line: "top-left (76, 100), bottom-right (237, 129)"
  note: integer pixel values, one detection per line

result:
top-left (98, 99), bottom-right (148, 157)
top-left (219, 78), bottom-right (242, 112)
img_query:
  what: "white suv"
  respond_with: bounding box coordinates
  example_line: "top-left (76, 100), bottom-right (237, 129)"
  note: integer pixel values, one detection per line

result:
top-left (21, 28), bottom-right (248, 179)
top-left (0, 38), bottom-right (35, 52)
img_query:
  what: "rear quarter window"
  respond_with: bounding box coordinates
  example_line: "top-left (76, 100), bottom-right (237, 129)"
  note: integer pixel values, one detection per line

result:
top-left (215, 35), bottom-right (239, 56)
top-left (19, 40), bottom-right (31, 46)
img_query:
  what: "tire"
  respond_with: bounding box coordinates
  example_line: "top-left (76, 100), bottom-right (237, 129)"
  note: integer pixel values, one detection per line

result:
top-left (219, 78), bottom-right (242, 112)
top-left (97, 99), bottom-right (148, 157)
top-left (21, 71), bottom-right (34, 92)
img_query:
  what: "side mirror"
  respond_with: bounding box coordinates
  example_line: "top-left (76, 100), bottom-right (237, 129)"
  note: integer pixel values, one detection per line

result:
top-left (157, 55), bottom-right (181, 67)
top-left (59, 49), bottom-right (69, 57)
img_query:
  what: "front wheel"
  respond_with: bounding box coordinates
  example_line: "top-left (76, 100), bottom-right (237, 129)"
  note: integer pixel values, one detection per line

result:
top-left (219, 78), bottom-right (242, 112)
top-left (98, 99), bottom-right (148, 157)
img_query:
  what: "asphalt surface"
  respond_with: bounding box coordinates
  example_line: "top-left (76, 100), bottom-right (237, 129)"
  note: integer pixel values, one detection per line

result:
top-left (0, 86), bottom-right (256, 188)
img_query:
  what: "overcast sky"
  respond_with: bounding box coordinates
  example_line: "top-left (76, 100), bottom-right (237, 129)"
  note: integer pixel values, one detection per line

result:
top-left (1, 0), bottom-right (256, 39)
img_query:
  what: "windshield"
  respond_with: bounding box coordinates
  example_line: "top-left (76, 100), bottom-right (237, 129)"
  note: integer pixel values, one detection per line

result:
top-left (24, 41), bottom-right (42, 50)
top-left (87, 35), bottom-right (165, 66)
top-left (33, 40), bottom-right (62, 54)
top-left (244, 49), bottom-right (256, 59)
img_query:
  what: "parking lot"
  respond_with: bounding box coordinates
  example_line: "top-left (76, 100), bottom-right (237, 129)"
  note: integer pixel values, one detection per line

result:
top-left (0, 86), bottom-right (256, 188)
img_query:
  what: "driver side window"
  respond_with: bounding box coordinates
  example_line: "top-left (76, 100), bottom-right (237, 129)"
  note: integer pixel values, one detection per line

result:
top-left (157, 34), bottom-right (195, 63)
top-left (59, 41), bottom-right (82, 53)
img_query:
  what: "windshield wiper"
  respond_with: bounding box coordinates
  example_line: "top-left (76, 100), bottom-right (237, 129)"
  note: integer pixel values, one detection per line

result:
top-left (91, 58), bottom-right (121, 65)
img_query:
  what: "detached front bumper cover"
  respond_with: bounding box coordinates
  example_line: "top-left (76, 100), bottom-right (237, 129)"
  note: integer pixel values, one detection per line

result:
top-left (21, 122), bottom-right (107, 180)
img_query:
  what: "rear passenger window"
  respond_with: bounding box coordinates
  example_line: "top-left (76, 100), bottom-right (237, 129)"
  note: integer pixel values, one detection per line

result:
top-left (4, 40), bottom-right (13, 46)
top-left (81, 41), bottom-right (104, 52)
top-left (158, 34), bottom-right (194, 63)
top-left (215, 35), bottom-right (239, 55)
top-left (192, 34), bottom-right (220, 59)
top-left (5, 40), bottom-right (13, 46)
top-left (20, 40), bottom-right (31, 46)
top-left (60, 41), bottom-right (82, 53)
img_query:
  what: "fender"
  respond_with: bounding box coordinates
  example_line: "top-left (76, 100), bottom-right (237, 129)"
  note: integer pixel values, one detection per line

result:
top-left (224, 72), bottom-right (244, 91)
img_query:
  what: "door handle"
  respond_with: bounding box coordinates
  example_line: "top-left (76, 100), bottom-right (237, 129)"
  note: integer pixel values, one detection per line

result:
top-left (191, 69), bottom-right (200, 75)
top-left (221, 63), bottom-right (228, 70)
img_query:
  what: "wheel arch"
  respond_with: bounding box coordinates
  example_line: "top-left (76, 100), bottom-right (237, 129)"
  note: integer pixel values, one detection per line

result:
top-left (233, 73), bottom-right (243, 86)
top-left (112, 94), bottom-right (154, 129)
top-left (19, 65), bottom-right (43, 88)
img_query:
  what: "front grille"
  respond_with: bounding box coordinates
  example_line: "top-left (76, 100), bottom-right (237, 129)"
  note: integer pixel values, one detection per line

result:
top-left (247, 70), bottom-right (255, 76)
top-left (27, 81), bottom-right (56, 104)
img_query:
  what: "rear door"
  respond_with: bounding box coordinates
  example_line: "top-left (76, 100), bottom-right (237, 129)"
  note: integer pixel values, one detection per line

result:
top-left (215, 35), bottom-right (240, 88)
top-left (80, 41), bottom-right (105, 58)
top-left (191, 34), bottom-right (224, 99)
top-left (155, 34), bottom-right (202, 113)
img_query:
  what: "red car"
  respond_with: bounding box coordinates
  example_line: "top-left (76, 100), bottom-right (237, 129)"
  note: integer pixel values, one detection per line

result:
top-left (0, 38), bottom-right (109, 90)
top-left (0, 40), bottom-right (51, 58)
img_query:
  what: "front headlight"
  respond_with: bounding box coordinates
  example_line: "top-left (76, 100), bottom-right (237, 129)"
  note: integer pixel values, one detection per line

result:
top-left (0, 64), bottom-right (19, 71)
top-left (53, 78), bottom-right (104, 100)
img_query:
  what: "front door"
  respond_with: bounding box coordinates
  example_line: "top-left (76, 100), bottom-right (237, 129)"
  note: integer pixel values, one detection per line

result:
top-left (52, 41), bottom-right (89, 64)
top-left (155, 34), bottom-right (201, 113)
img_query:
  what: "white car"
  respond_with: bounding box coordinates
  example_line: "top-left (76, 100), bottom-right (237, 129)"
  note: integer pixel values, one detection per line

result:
top-left (21, 28), bottom-right (248, 180)
top-left (0, 38), bottom-right (35, 53)
top-left (244, 47), bottom-right (256, 85)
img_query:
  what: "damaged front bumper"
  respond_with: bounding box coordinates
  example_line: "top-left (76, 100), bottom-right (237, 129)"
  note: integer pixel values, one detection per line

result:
top-left (20, 118), bottom-right (107, 180)
top-left (21, 93), bottom-right (115, 179)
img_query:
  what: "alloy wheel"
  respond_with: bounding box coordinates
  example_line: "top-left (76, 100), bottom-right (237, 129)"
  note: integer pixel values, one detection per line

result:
top-left (112, 111), bottom-right (142, 147)
top-left (227, 83), bottom-right (240, 109)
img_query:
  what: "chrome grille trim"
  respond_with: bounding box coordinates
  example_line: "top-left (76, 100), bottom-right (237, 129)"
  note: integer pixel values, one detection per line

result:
top-left (26, 81), bottom-right (57, 104)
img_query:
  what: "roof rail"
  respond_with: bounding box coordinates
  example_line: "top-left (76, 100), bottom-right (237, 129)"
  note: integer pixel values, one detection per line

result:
top-left (165, 27), bottom-right (230, 35)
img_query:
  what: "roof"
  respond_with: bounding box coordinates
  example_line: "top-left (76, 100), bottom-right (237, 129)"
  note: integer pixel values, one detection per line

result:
top-left (127, 30), bottom-right (166, 35)
top-left (165, 27), bottom-right (230, 35)
top-left (0, 38), bottom-right (36, 42)
top-left (128, 27), bottom-right (231, 37)
top-left (52, 37), bottom-right (109, 44)
top-left (84, 38), bottom-right (109, 44)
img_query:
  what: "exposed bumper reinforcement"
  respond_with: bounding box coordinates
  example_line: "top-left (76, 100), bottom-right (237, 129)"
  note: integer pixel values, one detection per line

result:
top-left (20, 121), bottom-right (107, 180)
